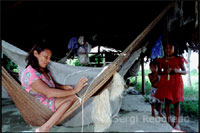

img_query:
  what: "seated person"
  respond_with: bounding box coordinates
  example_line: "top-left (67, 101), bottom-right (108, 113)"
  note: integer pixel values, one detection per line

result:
top-left (21, 40), bottom-right (88, 132)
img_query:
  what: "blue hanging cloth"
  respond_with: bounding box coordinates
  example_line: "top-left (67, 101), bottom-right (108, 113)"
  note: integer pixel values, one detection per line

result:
top-left (152, 34), bottom-right (164, 59)
top-left (67, 37), bottom-right (79, 56)
top-left (68, 37), bottom-right (79, 50)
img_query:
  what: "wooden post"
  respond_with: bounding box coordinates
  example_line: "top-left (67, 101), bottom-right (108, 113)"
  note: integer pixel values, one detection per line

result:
top-left (98, 45), bottom-right (100, 66)
top-left (103, 52), bottom-right (106, 66)
top-left (141, 54), bottom-right (145, 95)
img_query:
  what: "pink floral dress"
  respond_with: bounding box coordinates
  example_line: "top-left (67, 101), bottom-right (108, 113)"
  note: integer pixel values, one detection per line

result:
top-left (21, 65), bottom-right (56, 112)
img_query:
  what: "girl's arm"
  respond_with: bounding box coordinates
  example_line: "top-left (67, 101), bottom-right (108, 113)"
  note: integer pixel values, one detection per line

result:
top-left (51, 75), bottom-right (74, 90)
top-left (174, 63), bottom-right (187, 75)
top-left (153, 81), bottom-right (159, 87)
top-left (148, 73), bottom-right (159, 88)
top-left (55, 82), bottom-right (74, 90)
top-left (30, 78), bottom-right (88, 98)
top-left (148, 74), bottom-right (159, 85)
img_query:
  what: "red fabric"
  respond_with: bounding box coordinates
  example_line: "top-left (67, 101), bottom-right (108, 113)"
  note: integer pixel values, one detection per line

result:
top-left (155, 56), bottom-right (187, 104)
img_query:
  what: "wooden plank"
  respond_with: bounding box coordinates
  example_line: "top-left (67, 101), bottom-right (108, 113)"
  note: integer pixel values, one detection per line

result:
top-left (56, 2), bottom-right (175, 124)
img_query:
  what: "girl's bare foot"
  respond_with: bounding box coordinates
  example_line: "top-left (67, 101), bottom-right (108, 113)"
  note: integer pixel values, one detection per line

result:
top-left (35, 127), bottom-right (50, 132)
top-left (152, 112), bottom-right (156, 117)
top-left (35, 128), bottom-right (41, 132)
top-left (158, 113), bottom-right (163, 117)
top-left (173, 123), bottom-right (181, 130)
top-left (166, 119), bottom-right (173, 127)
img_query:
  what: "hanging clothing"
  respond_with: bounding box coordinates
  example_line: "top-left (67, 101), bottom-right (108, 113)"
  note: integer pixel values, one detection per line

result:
top-left (67, 37), bottom-right (79, 56)
top-left (77, 42), bottom-right (91, 65)
top-left (151, 35), bottom-right (164, 59)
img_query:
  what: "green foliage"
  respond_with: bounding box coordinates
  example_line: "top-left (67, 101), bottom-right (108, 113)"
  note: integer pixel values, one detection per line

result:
top-left (190, 69), bottom-right (198, 76)
top-left (169, 100), bottom-right (199, 118)
top-left (144, 94), bottom-right (149, 102)
top-left (66, 59), bottom-right (82, 66)
top-left (73, 59), bottom-right (82, 66)
top-left (145, 81), bottom-right (151, 95)
top-left (180, 100), bottom-right (199, 117)
top-left (137, 69), bottom-right (151, 76)
top-left (93, 55), bottom-right (105, 65)
top-left (193, 81), bottom-right (199, 90)
top-left (184, 86), bottom-right (199, 98)
top-left (5, 58), bottom-right (18, 73)
top-left (13, 68), bottom-right (18, 73)
top-left (130, 75), bottom-right (151, 95)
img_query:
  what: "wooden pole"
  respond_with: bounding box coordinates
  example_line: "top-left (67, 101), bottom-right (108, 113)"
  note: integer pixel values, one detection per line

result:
top-left (98, 45), bottom-right (100, 66)
top-left (141, 54), bottom-right (145, 95)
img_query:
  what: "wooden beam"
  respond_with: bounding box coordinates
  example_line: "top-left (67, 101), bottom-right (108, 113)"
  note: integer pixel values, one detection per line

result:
top-left (114, 2), bottom-right (174, 70)
top-left (141, 54), bottom-right (145, 95)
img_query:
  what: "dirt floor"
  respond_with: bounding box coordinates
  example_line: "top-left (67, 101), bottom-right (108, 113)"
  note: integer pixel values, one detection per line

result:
top-left (2, 94), bottom-right (198, 132)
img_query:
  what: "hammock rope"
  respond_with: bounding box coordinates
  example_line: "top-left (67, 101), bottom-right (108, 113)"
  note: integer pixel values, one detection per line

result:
top-left (2, 66), bottom-right (53, 126)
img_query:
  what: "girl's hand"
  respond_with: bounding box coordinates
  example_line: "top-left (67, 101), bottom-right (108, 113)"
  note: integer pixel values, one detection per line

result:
top-left (75, 78), bottom-right (88, 93)
top-left (166, 68), bottom-right (172, 74)
top-left (173, 68), bottom-right (180, 73)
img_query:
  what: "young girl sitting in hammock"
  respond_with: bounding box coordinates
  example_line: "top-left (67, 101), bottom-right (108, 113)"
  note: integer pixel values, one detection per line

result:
top-left (21, 39), bottom-right (88, 132)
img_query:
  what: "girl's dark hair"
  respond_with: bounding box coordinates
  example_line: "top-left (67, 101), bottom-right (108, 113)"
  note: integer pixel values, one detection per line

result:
top-left (26, 39), bottom-right (52, 73)
top-left (164, 41), bottom-right (179, 56)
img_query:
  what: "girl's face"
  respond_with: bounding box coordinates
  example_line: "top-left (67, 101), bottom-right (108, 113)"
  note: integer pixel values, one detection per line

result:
top-left (165, 44), bottom-right (174, 56)
top-left (34, 49), bottom-right (52, 69)
top-left (150, 64), bottom-right (158, 72)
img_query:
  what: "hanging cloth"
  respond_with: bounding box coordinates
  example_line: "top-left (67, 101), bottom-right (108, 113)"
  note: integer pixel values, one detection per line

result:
top-left (151, 34), bottom-right (164, 59)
